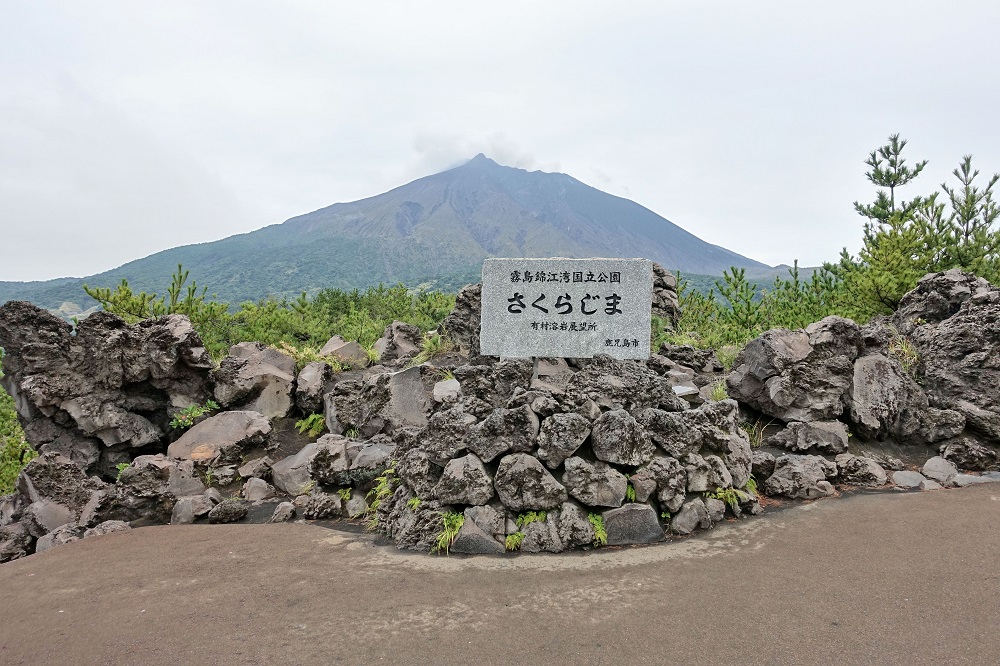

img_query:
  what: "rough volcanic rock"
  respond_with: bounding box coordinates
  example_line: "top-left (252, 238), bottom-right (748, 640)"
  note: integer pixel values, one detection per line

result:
top-left (603, 504), bottom-right (663, 545)
top-left (453, 360), bottom-right (534, 408)
top-left (320, 338), bottom-right (370, 371)
top-left (651, 262), bottom-right (681, 325)
top-left (535, 413), bottom-right (591, 469)
top-left (167, 411), bottom-right (271, 463)
top-left (751, 451), bottom-right (776, 480)
top-left (562, 457), bottom-right (627, 508)
top-left (417, 404), bottom-right (478, 465)
top-left (373, 321), bottom-right (423, 364)
top-left (634, 455), bottom-right (688, 512)
top-left (16, 452), bottom-right (106, 514)
top-left (672, 498), bottom-right (712, 535)
top-left (835, 453), bottom-right (888, 487)
top-left (21, 500), bottom-right (74, 538)
top-left (434, 454), bottom-right (494, 506)
top-left (441, 284), bottom-right (482, 359)
top-left (82, 520), bottom-right (131, 539)
top-left (238, 456), bottom-right (273, 480)
top-left (769, 421), bottom-right (850, 454)
top-left (241, 477), bottom-right (275, 502)
top-left (271, 443), bottom-right (319, 496)
top-left (107, 454), bottom-right (205, 523)
top-left (396, 448), bottom-right (444, 499)
top-left (565, 355), bottom-right (687, 413)
top-left (212, 342), bottom-right (296, 418)
top-left (432, 379), bottom-right (462, 404)
top-left (846, 353), bottom-right (964, 444)
top-left (0, 303), bottom-right (213, 462)
top-left (530, 358), bottom-right (576, 396)
top-left (727, 316), bottom-right (862, 422)
top-left (891, 470), bottom-right (938, 490)
top-left (451, 505), bottom-right (505, 554)
top-left (494, 453), bottom-right (567, 511)
top-left (591, 409), bottom-right (655, 466)
top-left (208, 498), bottom-right (249, 524)
top-left (466, 405), bottom-right (539, 463)
top-left (325, 366), bottom-right (432, 436)
top-left (170, 495), bottom-right (215, 524)
top-left (521, 511), bottom-right (564, 553)
top-left (0, 522), bottom-right (33, 563)
top-left (295, 491), bottom-right (343, 519)
top-left (764, 455), bottom-right (837, 499)
top-left (35, 522), bottom-right (84, 553)
top-left (269, 502), bottom-right (296, 522)
top-left (909, 278), bottom-right (1000, 442)
top-left (295, 361), bottom-right (336, 414)
top-left (939, 438), bottom-right (1000, 471)
top-left (893, 269), bottom-right (996, 335)
top-left (557, 500), bottom-right (596, 549)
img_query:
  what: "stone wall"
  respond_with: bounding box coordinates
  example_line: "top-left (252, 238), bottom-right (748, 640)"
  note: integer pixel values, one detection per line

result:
top-left (2, 268), bottom-right (999, 562)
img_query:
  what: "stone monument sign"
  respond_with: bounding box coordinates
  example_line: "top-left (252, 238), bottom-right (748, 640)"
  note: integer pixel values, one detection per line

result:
top-left (479, 257), bottom-right (653, 359)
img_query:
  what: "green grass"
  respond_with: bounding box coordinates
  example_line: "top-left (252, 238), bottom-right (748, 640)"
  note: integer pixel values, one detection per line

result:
top-left (505, 532), bottom-right (526, 551)
top-left (169, 400), bottom-right (219, 429)
top-left (588, 513), bottom-right (607, 547)
top-left (432, 511), bottom-right (465, 555)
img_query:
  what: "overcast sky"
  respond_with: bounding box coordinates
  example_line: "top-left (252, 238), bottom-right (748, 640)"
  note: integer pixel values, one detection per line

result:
top-left (2, 1), bottom-right (999, 281)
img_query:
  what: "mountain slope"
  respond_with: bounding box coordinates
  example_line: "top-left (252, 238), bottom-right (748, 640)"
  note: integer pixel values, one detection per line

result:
top-left (1, 155), bottom-right (769, 308)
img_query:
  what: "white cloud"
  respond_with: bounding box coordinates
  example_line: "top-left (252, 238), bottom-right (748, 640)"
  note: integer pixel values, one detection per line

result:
top-left (1, 0), bottom-right (999, 279)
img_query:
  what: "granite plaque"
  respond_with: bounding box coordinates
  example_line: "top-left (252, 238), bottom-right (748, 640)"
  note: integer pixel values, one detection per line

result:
top-left (479, 258), bottom-right (653, 360)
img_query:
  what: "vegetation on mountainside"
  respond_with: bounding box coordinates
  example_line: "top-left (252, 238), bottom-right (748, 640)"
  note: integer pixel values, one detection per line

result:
top-left (1, 352), bottom-right (35, 494)
top-left (83, 267), bottom-right (456, 360)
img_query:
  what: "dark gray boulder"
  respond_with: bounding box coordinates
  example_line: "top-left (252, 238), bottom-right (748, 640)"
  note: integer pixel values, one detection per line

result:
top-left (0, 522), bottom-right (34, 563)
top-left (634, 455), bottom-right (688, 512)
top-left (764, 455), bottom-right (837, 499)
top-left (271, 443), bottom-right (319, 496)
top-left (466, 405), bottom-right (539, 463)
top-left (535, 413), bottom-right (591, 469)
top-left (727, 316), bottom-right (862, 422)
top-left (373, 321), bottom-right (423, 364)
top-left (167, 411), bottom-right (271, 464)
top-left (295, 361), bottom-right (335, 414)
top-left (521, 511), bottom-right (564, 553)
top-left (769, 421), bottom-right (849, 454)
top-left (672, 498), bottom-right (712, 535)
top-left (434, 453), bottom-right (494, 506)
top-left (939, 438), bottom-right (1000, 471)
top-left (922, 456), bottom-right (959, 487)
top-left (602, 504), bottom-right (663, 545)
top-left (440, 284), bottom-right (482, 359)
top-left (893, 269), bottom-right (996, 334)
top-left (21, 500), bottom-right (74, 538)
top-left (0, 304), bottom-right (214, 464)
top-left (494, 453), bottom-right (567, 512)
top-left (450, 505), bottom-right (505, 554)
top-left (908, 279), bottom-right (1000, 442)
top-left (170, 495), bottom-right (215, 524)
top-left (396, 448), bottom-right (444, 500)
top-left (207, 498), bottom-right (249, 524)
top-left (562, 457), bottom-right (627, 508)
top-left (591, 409), bottom-right (654, 466)
top-left (35, 522), bottom-right (84, 553)
top-left (556, 500), bottom-right (595, 549)
top-left (835, 453), bottom-right (887, 487)
top-left (565, 355), bottom-right (687, 413)
top-left (212, 342), bottom-right (296, 418)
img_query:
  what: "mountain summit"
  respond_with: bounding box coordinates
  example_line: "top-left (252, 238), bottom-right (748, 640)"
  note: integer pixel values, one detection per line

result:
top-left (1, 156), bottom-right (768, 307)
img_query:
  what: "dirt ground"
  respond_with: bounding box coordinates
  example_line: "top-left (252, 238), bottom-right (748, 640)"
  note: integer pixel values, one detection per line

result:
top-left (1, 484), bottom-right (999, 665)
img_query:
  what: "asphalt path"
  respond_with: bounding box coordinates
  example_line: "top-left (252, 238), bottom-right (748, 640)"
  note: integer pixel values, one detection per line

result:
top-left (1, 484), bottom-right (999, 666)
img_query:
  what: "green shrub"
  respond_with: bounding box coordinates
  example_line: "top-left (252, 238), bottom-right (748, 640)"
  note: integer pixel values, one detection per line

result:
top-left (588, 513), bottom-right (607, 547)
top-left (432, 511), bottom-right (465, 555)
top-left (505, 532), bottom-right (526, 551)
top-left (169, 400), bottom-right (219, 429)
top-left (0, 357), bottom-right (35, 494)
top-left (295, 413), bottom-right (326, 438)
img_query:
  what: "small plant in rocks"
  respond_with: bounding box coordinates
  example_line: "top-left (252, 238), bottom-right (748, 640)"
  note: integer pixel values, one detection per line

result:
top-left (588, 513), bottom-right (607, 547)
top-left (505, 532), bottom-right (526, 551)
top-left (169, 400), bottom-right (220, 429)
top-left (432, 511), bottom-right (465, 555)
top-left (295, 413), bottom-right (325, 438)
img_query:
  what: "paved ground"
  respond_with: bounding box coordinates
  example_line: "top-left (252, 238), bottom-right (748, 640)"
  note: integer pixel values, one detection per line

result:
top-left (1, 485), bottom-right (999, 665)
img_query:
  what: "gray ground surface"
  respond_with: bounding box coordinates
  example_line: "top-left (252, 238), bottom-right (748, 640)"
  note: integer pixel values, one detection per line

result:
top-left (2, 485), bottom-right (999, 665)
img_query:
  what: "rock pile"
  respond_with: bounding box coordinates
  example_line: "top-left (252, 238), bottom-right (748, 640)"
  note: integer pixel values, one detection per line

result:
top-left (2, 266), bottom-right (999, 563)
